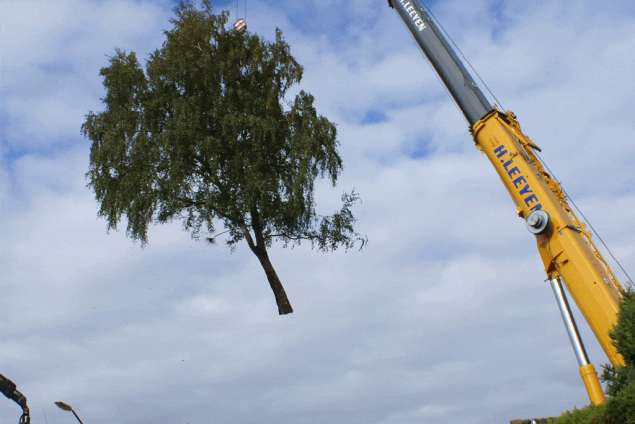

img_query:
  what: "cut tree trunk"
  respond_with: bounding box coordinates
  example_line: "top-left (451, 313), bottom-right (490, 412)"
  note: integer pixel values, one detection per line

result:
top-left (253, 247), bottom-right (293, 315)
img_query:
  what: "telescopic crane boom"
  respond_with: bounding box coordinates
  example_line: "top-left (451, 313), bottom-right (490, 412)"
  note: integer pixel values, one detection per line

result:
top-left (388, 0), bottom-right (626, 405)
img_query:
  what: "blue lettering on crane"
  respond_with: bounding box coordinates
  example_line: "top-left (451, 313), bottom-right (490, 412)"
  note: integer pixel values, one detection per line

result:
top-left (494, 144), bottom-right (543, 212)
top-left (494, 145), bottom-right (508, 158)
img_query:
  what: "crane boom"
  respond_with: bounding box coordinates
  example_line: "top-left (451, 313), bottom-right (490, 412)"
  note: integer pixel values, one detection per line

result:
top-left (388, 0), bottom-right (491, 124)
top-left (388, 0), bottom-right (626, 405)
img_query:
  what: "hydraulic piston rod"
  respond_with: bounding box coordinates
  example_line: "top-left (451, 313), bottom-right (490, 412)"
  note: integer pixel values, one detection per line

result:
top-left (550, 278), bottom-right (605, 405)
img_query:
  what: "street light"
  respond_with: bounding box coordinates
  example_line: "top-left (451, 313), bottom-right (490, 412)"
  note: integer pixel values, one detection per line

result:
top-left (54, 401), bottom-right (84, 424)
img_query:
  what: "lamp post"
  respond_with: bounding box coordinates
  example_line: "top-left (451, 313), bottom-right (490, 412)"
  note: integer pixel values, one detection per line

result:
top-left (54, 401), bottom-right (84, 424)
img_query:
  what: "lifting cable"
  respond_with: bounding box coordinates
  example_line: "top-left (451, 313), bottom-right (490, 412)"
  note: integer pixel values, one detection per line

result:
top-left (233, 0), bottom-right (248, 32)
top-left (534, 151), bottom-right (635, 289)
top-left (420, 2), bottom-right (504, 111)
top-left (234, 0), bottom-right (247, 20)
top-left (419, 3), bottom-right (634, 288)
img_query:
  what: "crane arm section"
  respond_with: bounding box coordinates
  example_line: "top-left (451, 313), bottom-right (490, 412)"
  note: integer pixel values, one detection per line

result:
top-left (472, 111), bottom-right (624, 365)
top-left (389, 0), bottom-right (626, 405)
top-left (388, 0), bottom-right (491, 124)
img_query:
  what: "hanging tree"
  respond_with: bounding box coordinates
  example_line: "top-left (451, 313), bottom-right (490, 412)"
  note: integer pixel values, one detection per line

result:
top-left (81, 1), bottom-right (364, 315)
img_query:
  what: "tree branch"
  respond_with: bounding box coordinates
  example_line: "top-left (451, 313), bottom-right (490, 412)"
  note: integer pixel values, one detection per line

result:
top-left (265, 233), bottom-right (315, 242)
top-left (240, 224), bottom-right (257, 252)
top-left (176, 196), bottom-right (232, 221)
top-left (250, 207), bottom-right (266, 250)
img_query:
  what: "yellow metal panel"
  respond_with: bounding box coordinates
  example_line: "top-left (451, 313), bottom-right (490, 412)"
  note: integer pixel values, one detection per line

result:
top-left (471, 111), bottom-right (624, 367)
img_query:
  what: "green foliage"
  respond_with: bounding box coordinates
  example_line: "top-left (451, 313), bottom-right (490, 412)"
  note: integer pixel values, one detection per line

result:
top-left (611, 291), bottom-right (635, 365)
top-left (551, 382), bottom-right (635, 423)
top-left (604, 381), bottom-right (635, 423)
top-left (602, 291), bottom-right (635, 395)
top-left (81, 1), bottom-right (364, 313)
top-left (602, 363), bottom-right (635, 397)
top-left (552, 405), bottom-right (606, 424)
top-left (554, 291), bottom-right (635, 423)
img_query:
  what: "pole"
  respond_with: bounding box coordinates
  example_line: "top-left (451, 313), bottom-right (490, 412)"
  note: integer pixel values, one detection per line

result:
top-left (71, 409), bottom-right (84, 424)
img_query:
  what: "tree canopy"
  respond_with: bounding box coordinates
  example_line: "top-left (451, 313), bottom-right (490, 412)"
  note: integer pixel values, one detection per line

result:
top-left (82, 1), bottom-right (364, 315)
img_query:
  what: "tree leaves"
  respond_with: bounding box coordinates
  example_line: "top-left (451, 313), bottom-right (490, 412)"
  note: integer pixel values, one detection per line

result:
top-left (82, 1), bottom-right (364, 313)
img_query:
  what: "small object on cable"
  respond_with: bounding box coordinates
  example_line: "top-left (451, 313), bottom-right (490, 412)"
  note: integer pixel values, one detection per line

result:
top-left (0, 374), bottom-right (30, 424)
top-left (234, 18), bottom-right (247, 33)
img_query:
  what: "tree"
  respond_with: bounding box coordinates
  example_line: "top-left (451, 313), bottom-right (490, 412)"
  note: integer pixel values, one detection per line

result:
top-left (81, 1), bottom-right (364, 315)
top-left (603, 290), bottom-right (635, 402)
top-left (554, 291), bottom-right (635, 423)
top-left (610, 291), bottom-right (635, 367)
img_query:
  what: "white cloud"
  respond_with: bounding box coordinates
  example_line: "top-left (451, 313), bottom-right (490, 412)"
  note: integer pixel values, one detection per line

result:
top-left (0, 0), bottom-right (171, 148)
top-left (1, 0), bottom-right (634, 423)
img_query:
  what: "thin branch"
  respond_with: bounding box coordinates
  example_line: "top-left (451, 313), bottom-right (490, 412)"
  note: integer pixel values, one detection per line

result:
top-left (265, 233), bottom-right (316, 242)
top-left (176, 196), bottom-right (233, 221)
top-left (204, 229), bottom-right (232, 239)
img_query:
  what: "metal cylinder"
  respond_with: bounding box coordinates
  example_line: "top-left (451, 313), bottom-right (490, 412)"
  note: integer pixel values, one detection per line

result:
top-left (550, 278), bottom-right (605, 404)
top-left (550, 278), bottom-right (590, 367)
top-left (580, 363), bottom-right (606, 405)
top-left (390, 0), bottom-right (492, 124)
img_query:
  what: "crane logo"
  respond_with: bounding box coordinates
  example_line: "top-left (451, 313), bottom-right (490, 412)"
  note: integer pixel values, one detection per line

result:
top-left (399, 0), bottom-right (427, 31)
top-left (495, 144), bottom-right (543, 212)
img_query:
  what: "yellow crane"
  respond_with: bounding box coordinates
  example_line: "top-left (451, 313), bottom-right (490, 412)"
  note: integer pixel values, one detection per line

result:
top-left (388, 0), bottom-right (629, 405)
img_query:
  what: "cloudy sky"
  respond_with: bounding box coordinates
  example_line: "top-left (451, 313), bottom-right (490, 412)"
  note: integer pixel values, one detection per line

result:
top-left (1, 0), bottom-right (634, 422)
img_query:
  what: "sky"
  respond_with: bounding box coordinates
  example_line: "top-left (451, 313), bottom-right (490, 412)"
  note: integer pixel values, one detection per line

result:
top-left (1, 0), bottom-right (634, 423)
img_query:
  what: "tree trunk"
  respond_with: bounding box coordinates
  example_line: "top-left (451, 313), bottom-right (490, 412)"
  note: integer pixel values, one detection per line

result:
top-left (241, 212), bottom-right (293, 315)
top-left (253, 247), bottom-right (294, 315)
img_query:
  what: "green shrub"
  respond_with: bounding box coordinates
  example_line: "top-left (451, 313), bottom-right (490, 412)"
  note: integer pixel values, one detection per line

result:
top-left (553, 405), bottom-right (606, 424)
top-left (602, 363), bottom-right (635, 396)
top-left (554, 292), bottom-right (635, 423)
top-left (602, 291), bottom-right (635, 397)
top-left (604, 381), bottom-right (635, 424)
top-left (611, 291), bottom-right (635, 366)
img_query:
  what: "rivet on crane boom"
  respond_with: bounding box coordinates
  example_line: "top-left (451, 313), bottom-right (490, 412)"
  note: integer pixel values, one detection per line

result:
top-left (388, 0), bottom-right (630, 405)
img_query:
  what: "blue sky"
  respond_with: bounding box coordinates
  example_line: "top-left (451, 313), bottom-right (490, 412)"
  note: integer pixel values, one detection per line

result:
top-left (1, 1), bottom-right (635, 423)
